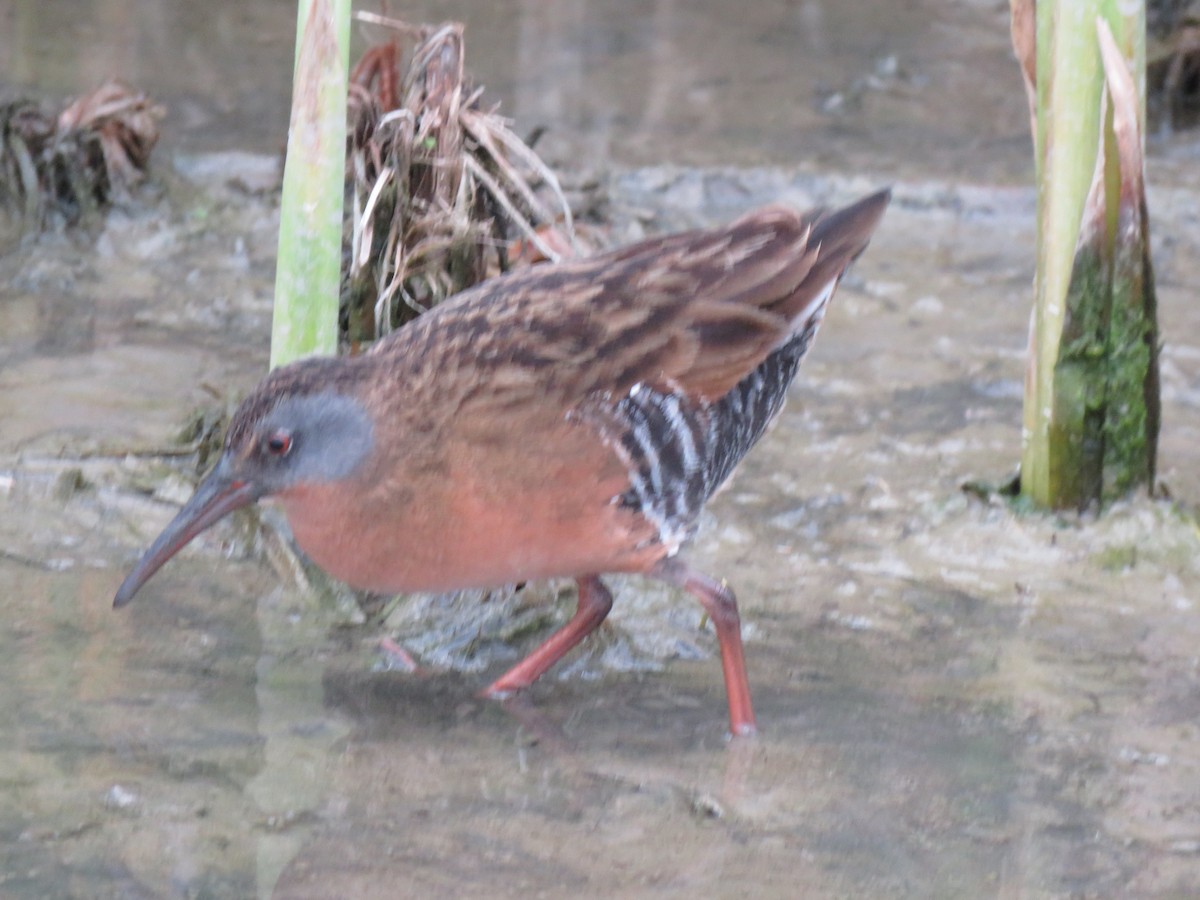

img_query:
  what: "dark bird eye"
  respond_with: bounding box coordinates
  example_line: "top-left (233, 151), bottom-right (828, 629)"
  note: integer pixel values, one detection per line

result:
top-left (265, 430), bottom-right (293, 456)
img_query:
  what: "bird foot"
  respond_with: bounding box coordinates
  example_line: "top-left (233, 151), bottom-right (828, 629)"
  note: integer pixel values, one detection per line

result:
top-left (479, 675), bottom-right (529, 700)
top-left (377, 636), bottom-right (421, 673)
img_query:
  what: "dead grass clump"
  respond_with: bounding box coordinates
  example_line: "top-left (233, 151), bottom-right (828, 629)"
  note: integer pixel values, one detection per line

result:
top-left (344, 16), bottom-right (577, 344)
top-left (0, 80), bottom-right (163, 230)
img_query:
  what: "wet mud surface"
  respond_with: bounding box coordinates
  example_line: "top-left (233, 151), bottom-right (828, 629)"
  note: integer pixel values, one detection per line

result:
top-left (4, 1), bottom-right (1200, 898)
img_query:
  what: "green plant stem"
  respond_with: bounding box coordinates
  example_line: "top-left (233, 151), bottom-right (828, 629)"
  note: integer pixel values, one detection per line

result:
top-left (1021, 1), bottom-right (1154, 509)
top-left (270, 0), bottom-right (351, 369)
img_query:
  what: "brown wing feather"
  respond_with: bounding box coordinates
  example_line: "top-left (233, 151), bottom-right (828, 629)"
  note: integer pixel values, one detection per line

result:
top-left (367, 191), bottom-right (889, 418)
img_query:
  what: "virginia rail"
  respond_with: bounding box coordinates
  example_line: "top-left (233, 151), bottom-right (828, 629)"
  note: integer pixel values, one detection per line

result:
top-left (115, 190), bottom-right (890, 736)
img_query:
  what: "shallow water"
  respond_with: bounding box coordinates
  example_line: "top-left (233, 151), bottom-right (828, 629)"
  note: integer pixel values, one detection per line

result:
top-left (2, 0), bottom-right (1032, 181)
top-left (4, 2), bottom-right (1200, 898)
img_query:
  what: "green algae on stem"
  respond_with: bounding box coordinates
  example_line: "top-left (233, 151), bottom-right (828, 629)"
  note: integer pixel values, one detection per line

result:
top-left (1012, 2), bottom-right (1159, 510)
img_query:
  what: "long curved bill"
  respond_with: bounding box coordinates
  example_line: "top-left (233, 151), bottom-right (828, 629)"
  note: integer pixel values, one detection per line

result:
top-left (113, 459), bottom-right (262, 608)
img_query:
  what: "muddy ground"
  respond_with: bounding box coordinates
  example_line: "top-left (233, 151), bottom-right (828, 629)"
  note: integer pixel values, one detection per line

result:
top-left (3, 1), bottom-right (1200, 897)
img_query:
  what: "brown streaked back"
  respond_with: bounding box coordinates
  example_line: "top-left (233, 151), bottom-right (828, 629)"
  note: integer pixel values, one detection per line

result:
top-left (366, 189), bottom-right (890, 422)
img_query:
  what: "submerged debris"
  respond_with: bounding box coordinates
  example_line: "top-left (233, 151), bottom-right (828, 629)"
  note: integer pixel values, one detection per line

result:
top-left (1148, 1), bottom-right (1200, 132)
top-left (343, 16), bottom-right (578, 344)
top-left (0, 80), bottom-right (163, 230)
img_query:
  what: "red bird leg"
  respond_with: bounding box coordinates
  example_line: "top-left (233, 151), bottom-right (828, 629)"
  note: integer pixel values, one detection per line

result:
top-left (483, 576), bottom-right (614, 697)
top-left (655, 558), bottom-right (757, 737)
top-left (378, 635), bottom-right (420, 672)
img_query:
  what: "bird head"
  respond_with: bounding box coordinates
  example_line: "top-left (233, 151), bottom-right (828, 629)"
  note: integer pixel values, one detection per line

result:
top-left (113, 360), bottom-right (374, 608)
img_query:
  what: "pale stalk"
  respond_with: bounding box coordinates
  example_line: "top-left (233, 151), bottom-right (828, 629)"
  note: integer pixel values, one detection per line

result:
top-left (270, 0), bottom-right (351, 369)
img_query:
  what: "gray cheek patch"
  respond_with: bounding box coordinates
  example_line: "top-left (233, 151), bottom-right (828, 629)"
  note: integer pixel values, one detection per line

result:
top-left (263, 392), bottom-right (375, 484)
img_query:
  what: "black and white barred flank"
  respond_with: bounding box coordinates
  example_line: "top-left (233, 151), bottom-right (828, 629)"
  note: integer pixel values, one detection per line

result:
top-left (609, 279), bottom-right (834, 553)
